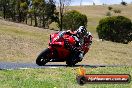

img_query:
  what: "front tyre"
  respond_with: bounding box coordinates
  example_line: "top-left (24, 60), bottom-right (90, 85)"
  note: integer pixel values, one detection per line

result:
top-left (36, 48), bottom-right (51, 66)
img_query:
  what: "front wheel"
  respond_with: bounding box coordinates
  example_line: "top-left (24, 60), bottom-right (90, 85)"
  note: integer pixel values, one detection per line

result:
top-left (36, 48), bottom-right (51, 66)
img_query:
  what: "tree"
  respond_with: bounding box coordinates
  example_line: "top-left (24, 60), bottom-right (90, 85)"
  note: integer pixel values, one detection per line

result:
top-left (32, 0), bottom-right (41, 26)
top-left (31, 0), bottom-right (57, 28)
top-left (9, 0), bottom-right (17, 21)
top-left (28, 9), bottom-right (34, 25)
top-left (58, 0), bottom-right (71, 31)
top-left (0, 0), bottom-right (2, 16)
top-left (0, 0), bottom-right (58, 28)
top-left (20, 0), bottom-right (29, 23)
top-left (106, 12), bottom-right (111, 16)
top-left (0, 0), bottom-right (21, 21)
top-left (61, 10), bottom-right (87, 31)
top-left (121, 1), bottom-right (127, 6)
top-left (113, 9), bottom-right (121, 13)
top-left (0, 0), bottom-right (10, 19)
top-left (97, 16), bottom-right (132, 44)
top-left (44, 0), bottom-right (58, 28)
top-left (108, 6), bottom-right (113, 11)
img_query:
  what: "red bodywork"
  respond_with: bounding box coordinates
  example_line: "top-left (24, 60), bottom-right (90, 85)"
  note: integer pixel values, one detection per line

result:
top-left (48, 32), bottom-right (76, 61)
top-left (47, 32), bottom-right (91, 62)
top-left (36, 31), bottom-right (92, 66)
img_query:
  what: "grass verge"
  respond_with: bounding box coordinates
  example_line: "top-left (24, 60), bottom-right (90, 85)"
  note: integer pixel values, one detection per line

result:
top-left (0, 67), bottom-right (131, 88)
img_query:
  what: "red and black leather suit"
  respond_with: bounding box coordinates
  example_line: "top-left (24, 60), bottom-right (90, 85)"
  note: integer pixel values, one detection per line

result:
top-left (57, 31), bottom-right (93, 59)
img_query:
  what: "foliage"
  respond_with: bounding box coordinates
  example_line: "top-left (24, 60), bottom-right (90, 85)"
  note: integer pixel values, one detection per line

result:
top-left (96, 16), bottom-right (132, 44)
top-left (121, 1), bottom-right (127, 6)
top-left (106, 12), bottom-right (111, 16)
top-left (57, 0), bottom-right (72, 31)
top-left (108, 6), bottom-right (113, 10)
top-left (0, 0), bottom-right (58, 28)
top-left (20, 2), bottom-right (28, 9)
top-left (59, 10), bottom-right (87, 31)
top-left (113, 9), bottom-right (121, 13)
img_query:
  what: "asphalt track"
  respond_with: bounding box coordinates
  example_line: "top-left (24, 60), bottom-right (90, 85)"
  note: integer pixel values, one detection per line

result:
top-left (0, 62), bottom-right (127, 70)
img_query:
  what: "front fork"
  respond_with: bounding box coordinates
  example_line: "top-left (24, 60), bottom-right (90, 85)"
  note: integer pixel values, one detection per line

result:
top-left (48, 47), bottom-right (58, 59)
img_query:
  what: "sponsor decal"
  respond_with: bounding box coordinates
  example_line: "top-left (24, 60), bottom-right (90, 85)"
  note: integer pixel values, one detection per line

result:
top-left (76, 67), bottom-right (131, 85)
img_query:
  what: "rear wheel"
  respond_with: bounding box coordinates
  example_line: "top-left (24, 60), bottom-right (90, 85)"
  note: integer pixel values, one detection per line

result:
top-left (66, 52), bottom-right (79, 67)
top-left (66, 54), bottom-right (77, 67)
top-left (66, 59), bottom-right (76, 67)
top-left (36, 48), bottom-right (51, 66)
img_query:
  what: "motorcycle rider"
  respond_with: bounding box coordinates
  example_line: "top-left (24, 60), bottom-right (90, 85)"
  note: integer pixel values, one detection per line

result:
top-left (56, 26), bottom-right (92, 61)
top-left (71, 26), bottom-right (92, 60)
top-left (82, 31), bottom-right (93, 55)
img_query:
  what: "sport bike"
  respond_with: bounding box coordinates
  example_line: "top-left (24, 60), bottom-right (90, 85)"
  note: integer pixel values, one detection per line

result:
top-left (36, 32), bottom-right (89, 66)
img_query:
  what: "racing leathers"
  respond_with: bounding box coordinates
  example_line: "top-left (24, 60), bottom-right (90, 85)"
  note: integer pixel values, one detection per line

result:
top-left (82, 32), bottom-right (93, 55)
top-left (57, 30), bottom-right (82, 52)
top-left (55, 30), bottom-right (92, 61)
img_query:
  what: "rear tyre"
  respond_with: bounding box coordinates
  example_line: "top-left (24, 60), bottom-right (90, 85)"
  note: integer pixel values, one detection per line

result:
top-left (66, 52), bottom-right (79, 67)
top-left (66, 59), bottom-right (76, 67)
top-left (66, 54), bottom-right (77, 67)
top-left (36, 48), bottom-right (51, 66)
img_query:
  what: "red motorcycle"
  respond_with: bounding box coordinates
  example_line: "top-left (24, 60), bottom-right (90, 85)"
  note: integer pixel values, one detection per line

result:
top-left (36, 32), bottom-right (89, 66)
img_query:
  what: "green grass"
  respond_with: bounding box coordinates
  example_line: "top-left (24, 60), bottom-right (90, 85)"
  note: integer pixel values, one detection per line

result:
top-left (0, 67), bottom-right (131, 88)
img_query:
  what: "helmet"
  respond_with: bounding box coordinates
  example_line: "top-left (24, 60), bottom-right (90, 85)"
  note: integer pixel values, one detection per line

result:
top-left (76, 26), bottom-right (87, 38)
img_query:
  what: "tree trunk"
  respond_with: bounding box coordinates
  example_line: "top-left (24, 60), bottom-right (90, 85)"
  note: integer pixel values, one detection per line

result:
top-left (39, 15), bottom-right (41, 27)
top-left (34, 12), bottom-right (38, 27)
top-left (59, 0), bottom-right (64, 31)
top-left (3, 5), bottom-right (6, 19)
top-left (60, 13), bottom-right (63, 31)
top-left (12, 8), bottom-right (16, 21)
top-left (31, 15), bottom-right (32, 26)
top-left (42, 15), bottom-right (45, 28)
top-left (25, 14), bottom-right (27, 24)
top-left (17, 1), bottom-right (21, 22)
